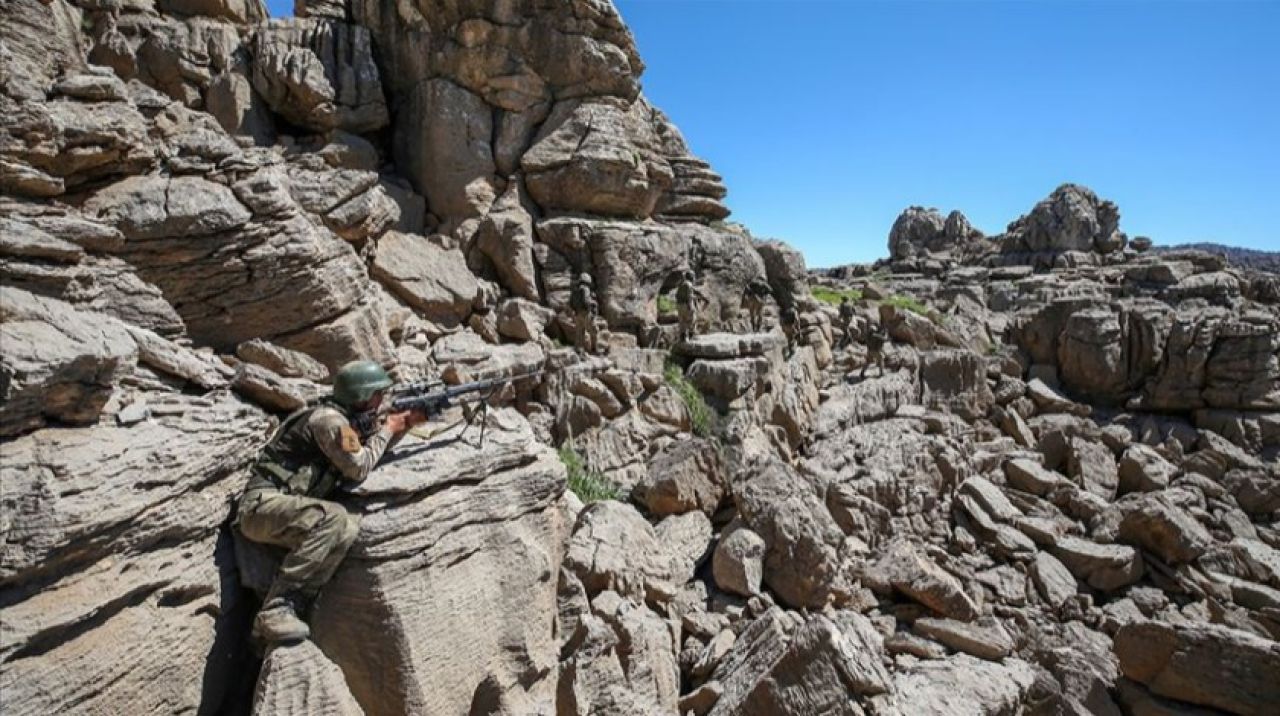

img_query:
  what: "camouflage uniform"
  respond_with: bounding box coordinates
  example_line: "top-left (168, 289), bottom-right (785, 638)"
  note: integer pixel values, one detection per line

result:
top-left (677, 273), bottom-right (698, 341)
top-left (237, 363), bottom-right (402, 643)
top-left (570, 275), bottom-right (599, 354)
top-left (838, 298), bottom-right (856, 348)
top-left (861, 320), bottom-right (888, 378)
top-left (744, 279), bottom-right (770, 332)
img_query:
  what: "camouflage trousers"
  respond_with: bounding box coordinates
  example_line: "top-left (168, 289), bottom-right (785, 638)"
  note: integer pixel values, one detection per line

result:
top-left (237, 489), bottom-right (361, 596)
top-left (573, 309), bottom-right (599, 354)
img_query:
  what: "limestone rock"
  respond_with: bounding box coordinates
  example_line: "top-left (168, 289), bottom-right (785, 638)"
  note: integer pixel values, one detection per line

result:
top-left (888, 654), bottom-right (1036, 715)
top-left (633, 437), bottom-right (726, 517)
top-left (250, 19), bottom-right (388, 134)
top-left (1117, 492), bottom-right (1213, 565)
top-left (252, 642), bottom-right (365, 716)
top-left (1114, 621), bottom-right (1280, 715)
top-left (496, 298), bottom-right (555, 343)
top-left (0, 393), bottom-right (269, 716)
top-left (1053, 537), bottom-right (1144, 591)
top-left (371, 232), bottom-right (478, 327)
top-left (712, 526), bottom-right (766, 597)
top-left (474, 181), bottom-right (539, 300)
top-left (0, 289), bottom-right (138, 437)
top-left (1118, 444), bottom-right (1176, 494)
top-left (733, 459), bottom-right (852, 609)
top-left (918, 348), bottom-right (995, 420)
top-left (564, 500), bottom-right (680, 602)
top-left (523, 98), bottom-right (673, 219)
top-left (237, 339), bottom-right (330, 381)
top-left (912, 617), bottom-right (1016, 661)
top-left (313, 410), bottom-right (567, 716)
top-left (1003, 183), bottom-right (1124, 255)
top-left (876, 539), bottom-right (980, 621)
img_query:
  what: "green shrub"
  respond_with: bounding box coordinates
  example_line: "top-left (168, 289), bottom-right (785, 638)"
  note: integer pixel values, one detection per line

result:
top-left (810, 286), bottom-right (863, 306)
top-left (882, 294), bottom-right (947, 326)
top-left (558, 444), bottom-right (620, 503)
top-left (664, 361), bottom-right (715, 438)
top-left (657, 294), bottom-right (677, 314)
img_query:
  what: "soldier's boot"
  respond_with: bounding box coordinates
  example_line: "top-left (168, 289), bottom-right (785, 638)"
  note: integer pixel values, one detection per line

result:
top-left (252, 591), bottom-right (311, 644)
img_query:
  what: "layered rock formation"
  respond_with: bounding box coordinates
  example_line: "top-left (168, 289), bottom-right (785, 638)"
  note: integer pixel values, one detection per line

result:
top-left (2, 0), bottom-right (1277, 715)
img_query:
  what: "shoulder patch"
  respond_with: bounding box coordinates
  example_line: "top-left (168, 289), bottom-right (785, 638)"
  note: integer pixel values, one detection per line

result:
top-left (339, 425), bottom-right (361, 453)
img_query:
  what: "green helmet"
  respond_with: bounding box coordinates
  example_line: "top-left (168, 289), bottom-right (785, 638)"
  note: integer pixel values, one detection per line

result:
top-left (332, 360), bottom-right (393, 408)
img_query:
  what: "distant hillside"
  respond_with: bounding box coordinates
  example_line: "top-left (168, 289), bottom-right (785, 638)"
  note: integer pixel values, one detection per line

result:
top-left (1157, 243), bottom-right (1280, 274)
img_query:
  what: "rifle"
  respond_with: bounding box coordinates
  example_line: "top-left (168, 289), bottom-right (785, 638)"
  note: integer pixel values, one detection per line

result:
top-left (389, 369), bottom-right (545, 446)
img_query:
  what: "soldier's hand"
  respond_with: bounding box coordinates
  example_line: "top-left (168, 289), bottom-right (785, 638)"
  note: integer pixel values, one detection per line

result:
top-left (384, 411), bottom-right (415, 434)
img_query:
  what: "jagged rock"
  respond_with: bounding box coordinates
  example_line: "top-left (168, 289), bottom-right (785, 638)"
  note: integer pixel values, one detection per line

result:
top-left (590, 591), bottom-right (681, 713)
top-left (312, 410), bottom-right (566, 716)
top-left (1032, 551), bottom-right (1078, 608)
top-left (1005, 458), bottom-right (1067, 496)
top-left (252, 642), bottom-right (365, 716)
top-left (688, 357), bottom-right (770, 403)
top-left (237, 339), bottom-right (330, 381)
top-left (474, 181), bottom-right (539, 300)
top-left (733, 459), bottom-right (852, 609)
top-left (912, 617), bottom-right (1016, 661)
top-left (496, 298), bottom-right (555, 343)
top-left (371, 232), bottom-right (477, 327)
top-left (523, 97), bottom-right (673, 219)
top-left (1027, 377), bottom-right (1091, 416)
top-left (232, 363), bottom-right (323, 412)
top-left (1115, 621), bottom-right (1280, 715)
top-left (1117, 492), bottom-right (1213, 565)
top-left (0, 393), bottom-right (269, 716)
top-left (564, 500), bottom-right (680, 602)
top-left (887, 654), bottom-right (1036, 715)
top-left (875, 539), bottom-right (980, 621)
top-left (679, 332), bottom-right (786, 360)
top-left (127, 325), bottom-right (234, 390)
top-left (712, 525), bottom-right (766, 597)
top-left (1003, 184), bottom-right (1124, 255)
top-left (889, 206), bottom-right (947, 260)
top-left (1053, 537), bottom-right (1144, 591)
top-left (250, 19), bottom-right (388, 133)
top-left (879, 302), bottom-right (961, 350)
top-left (633, 437), bottom-right (726, 517)
top-left (706, 609), bottom-right (889, 716)
top-left (1118, 444), bottom-right (1176, 494)
top-left (1066, 436), bottom-right (1120, 501)
top-left (754, 239), bottom-right (810, 309)
top-left (655, 511), bottom-right (713, 582)
top-left (0, 289), bottom-right (137, 437)
top-left (918, 348), bottom-right (994, 420)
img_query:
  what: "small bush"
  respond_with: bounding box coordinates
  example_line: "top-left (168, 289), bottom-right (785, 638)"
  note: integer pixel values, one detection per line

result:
top-left (558, 444), bottom-right (620, 503)
top-left (657, 294), bottom-right (677, 314)
top-left (882, 294), bottom-right (947, 326)
top-left (811, 286), bottom-right (863, 306)
top-left (664, 361), bottom-right (715, 438)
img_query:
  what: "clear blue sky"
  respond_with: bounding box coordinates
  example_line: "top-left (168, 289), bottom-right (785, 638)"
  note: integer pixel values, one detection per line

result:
top-left (268, 0), bottom-right (1279, 267)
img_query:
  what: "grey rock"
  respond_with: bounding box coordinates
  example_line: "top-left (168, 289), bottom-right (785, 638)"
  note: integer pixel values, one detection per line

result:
top-left (634, 437), bottom-right (726, 517)
top-left (1115, 621), bottom-right (1280, 715)
top-left (0, 289), bottom-right (137, 437)
top-left (251, 643), bottom-right (365, 716)
top-left (712, 526), bottom-right (766, 597)
top-left (912, 617), bottom-right (1016, 661)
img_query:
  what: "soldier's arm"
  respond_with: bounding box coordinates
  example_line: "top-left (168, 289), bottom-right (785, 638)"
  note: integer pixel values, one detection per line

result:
top-left (310, 409), bottom-right (396, 483)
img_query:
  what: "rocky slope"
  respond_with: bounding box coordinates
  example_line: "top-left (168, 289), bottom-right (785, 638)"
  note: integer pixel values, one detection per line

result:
top-left (1, 1), bottom-right (1277, 715)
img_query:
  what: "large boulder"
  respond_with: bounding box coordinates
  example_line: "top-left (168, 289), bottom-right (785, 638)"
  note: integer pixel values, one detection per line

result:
top-left (0, 393), bottom-right (270, 716)
top-left (370, 232), bottom-right (478, 327)
top-left (250, 19), bottom-right (388, 134)
top-left (1114, 621), bottom-right (1280, 715)
top-left (0, 289), bottom-right (137, 437)
top-left (633, 437), bottom-right (726, 517)
top-left (312, 409), bottom-right (569, 716)
top-left (732, 459), bottom-right (853, 609)
top-left (1002, 184), bottom-right (1125, 255)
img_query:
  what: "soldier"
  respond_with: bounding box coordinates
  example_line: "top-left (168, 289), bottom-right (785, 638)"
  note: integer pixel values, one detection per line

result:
top-left (838, 296), bottom-right (856, 348)
top-left (676, 270), bottom-right (700, 341)
top-left (861, 317), bottom-right (888, 379)
top-left (780, 305), bottom-right (798, 354)
top-left (236, 361), bottom-right (424, 643)
top-left (570, 272), bottom-right (600, 354)
top-left (743, 278), bottom-right (770, 332)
